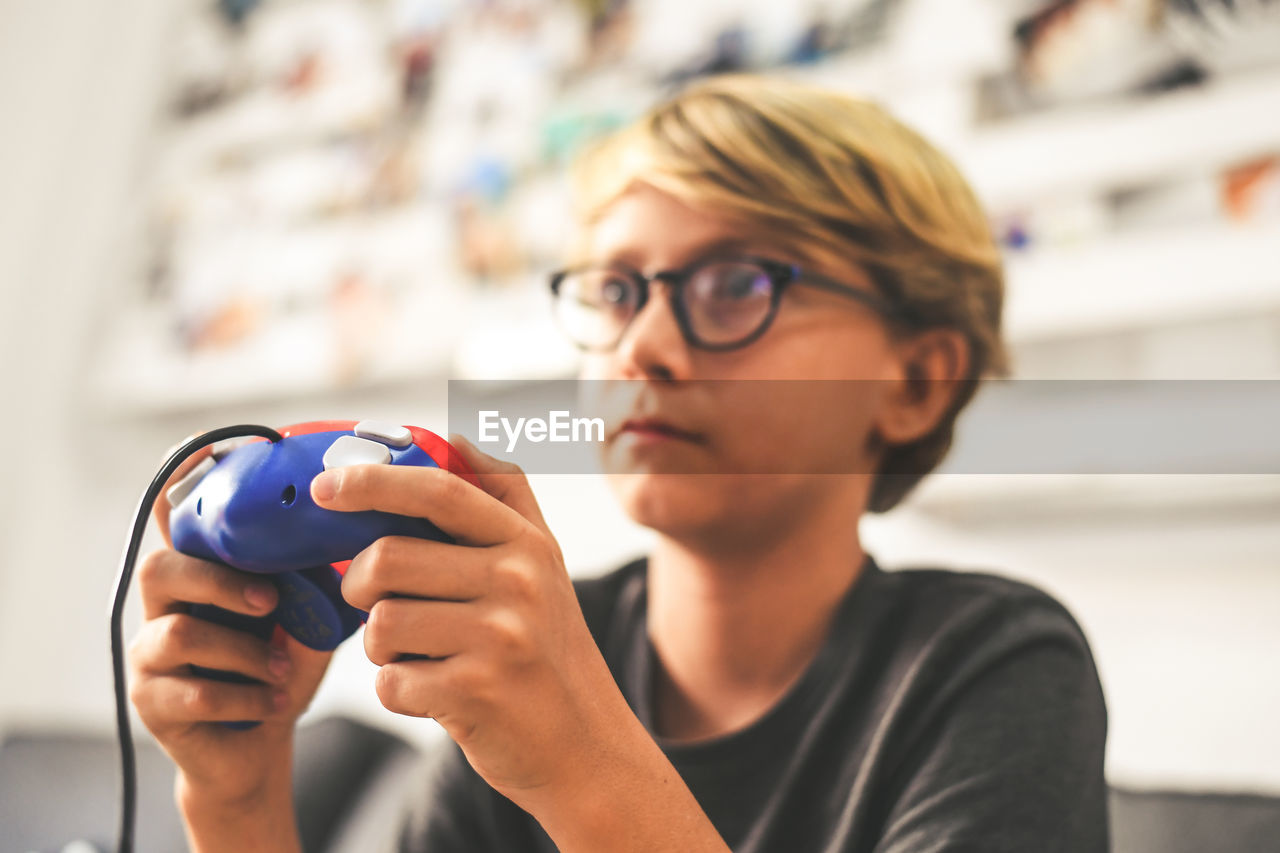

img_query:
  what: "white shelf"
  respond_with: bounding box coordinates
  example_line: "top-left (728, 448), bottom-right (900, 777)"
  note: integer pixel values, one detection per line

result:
top-left (1003, 218), bottom-right (1280, 342)
top-left (904, 473), bottom-right (1280, 526)
top-left (92, 282), bottom-right (466, 415)
top-left (960, 67), bottom-right (1280, 211)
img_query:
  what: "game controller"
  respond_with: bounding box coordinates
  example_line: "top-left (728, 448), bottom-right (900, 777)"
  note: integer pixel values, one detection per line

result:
top-left (165, 419), bottom-right (478, 725)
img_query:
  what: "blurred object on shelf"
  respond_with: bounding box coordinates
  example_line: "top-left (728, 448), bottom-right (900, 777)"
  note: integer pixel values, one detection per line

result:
top-left (1162, 0), bottom-right (1280, 76)
top-left (330, 269), bottom-right (391, 386)
top-left (1223, 156), bottom-right (1280, 222)
top-left (665, 23), bottom-right (750, 85)
top-left (994, 195), bottom-right (1113, 252)
top-left (181, 295), bottom-right (265, 353)
top-left (218, 0), bottom-right (263, 29)
top-left (1013, 0), bottom-right (1188, 105)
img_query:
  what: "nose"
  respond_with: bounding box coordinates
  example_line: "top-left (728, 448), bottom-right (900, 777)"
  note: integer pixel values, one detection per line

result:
top-left (611, 280), bottom-right (693, 381)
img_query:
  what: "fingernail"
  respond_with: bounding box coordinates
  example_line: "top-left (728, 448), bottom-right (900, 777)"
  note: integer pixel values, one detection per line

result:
top-left (245, 583), bottom-right (276, 610)
top-left (268, 650), bottom-right (291, 680)
top-left (312, 470), bottom-right (340, 502)
top-left (273, 690), bottom-right (289, 712)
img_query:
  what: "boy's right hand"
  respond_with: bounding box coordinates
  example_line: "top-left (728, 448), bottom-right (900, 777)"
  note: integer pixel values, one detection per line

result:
top-left (127, 446), bottom-right (333, 807)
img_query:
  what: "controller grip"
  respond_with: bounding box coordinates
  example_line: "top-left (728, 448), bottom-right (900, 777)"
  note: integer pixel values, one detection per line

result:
top-left (188, 565), bottom-right (366, 729)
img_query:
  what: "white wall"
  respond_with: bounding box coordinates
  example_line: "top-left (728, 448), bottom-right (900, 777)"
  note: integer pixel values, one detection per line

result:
top-left (1, 0), bottom-right (1277, 800)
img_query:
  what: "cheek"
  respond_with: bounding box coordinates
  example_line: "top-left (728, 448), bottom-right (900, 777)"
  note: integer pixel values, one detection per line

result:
top-left (709, 382), bottom-right (884, 476)
top-left (578, 353), bottom-right (612, 381)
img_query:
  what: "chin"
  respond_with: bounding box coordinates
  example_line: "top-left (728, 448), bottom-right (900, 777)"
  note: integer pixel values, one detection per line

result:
top-left (606, 471), bottom-right (783, 540)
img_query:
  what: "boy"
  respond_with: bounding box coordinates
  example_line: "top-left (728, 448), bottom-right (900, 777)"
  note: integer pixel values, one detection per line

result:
top-left (130, 75), bottom-right (1108, 852)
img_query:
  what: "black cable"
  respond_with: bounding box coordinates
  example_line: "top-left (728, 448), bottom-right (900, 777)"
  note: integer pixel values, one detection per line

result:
top-left (110, 425), bottom-right (283, 853)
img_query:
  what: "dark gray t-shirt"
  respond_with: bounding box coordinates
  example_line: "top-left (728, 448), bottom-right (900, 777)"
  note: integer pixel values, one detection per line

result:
top-left (394, 554), bottom-right (1109, 852)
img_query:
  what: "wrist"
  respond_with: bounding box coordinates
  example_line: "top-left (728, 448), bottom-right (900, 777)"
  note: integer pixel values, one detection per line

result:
top-left (533, 716), bottom-right (727, 853)
top-left (176, 741), bottom-right (299, 853)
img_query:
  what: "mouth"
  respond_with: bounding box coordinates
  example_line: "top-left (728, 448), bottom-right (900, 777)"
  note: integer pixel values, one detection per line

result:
top-left (614, 417), bottom-right (705, 444)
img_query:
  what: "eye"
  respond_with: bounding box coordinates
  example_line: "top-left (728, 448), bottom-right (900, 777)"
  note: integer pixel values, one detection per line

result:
top-left (195, 497), bottom-right (203, 516)
top-left (721, 268), bottom-right (770, 299)
top-left (692, 262), bottom-right (772, 304)
top-left (280, 485), bottom-right (297, 506)
top-left (600, 277), bottom-right (629, 305)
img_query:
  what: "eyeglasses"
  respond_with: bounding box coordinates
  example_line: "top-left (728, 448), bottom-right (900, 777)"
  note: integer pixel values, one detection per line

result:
top-left (548, 255), bottom-right (903, 352)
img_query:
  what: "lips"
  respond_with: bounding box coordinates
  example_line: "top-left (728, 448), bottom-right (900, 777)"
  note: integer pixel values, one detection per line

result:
top-left (615, 417), bottom-right (704, 443)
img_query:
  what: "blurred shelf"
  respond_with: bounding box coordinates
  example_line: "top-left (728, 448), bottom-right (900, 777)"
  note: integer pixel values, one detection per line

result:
top-left (90, 276), bottom-right (583, 415)
top-left (905, 474), bottom-right (1280, 526)
top-left (1003, 218), bottom-right (1280, 342)
top-left (158, 73), bottom-right (398, 176)
top-left (960, 67), bottom-right (1280, 210)
top-left (92, 283), bottom-right (466, 416)
top-left (451, 284), bottom-right (581, 382)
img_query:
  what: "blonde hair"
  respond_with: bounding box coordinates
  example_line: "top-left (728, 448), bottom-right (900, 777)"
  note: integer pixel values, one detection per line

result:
top-left (570, 74), bottom-right (1010, 513)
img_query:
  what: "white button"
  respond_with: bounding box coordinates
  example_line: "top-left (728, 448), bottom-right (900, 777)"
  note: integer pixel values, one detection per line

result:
top-left (166, 456), bottom-right (216, 509)
top-left (323, 435), bottom-right (392, 470)
top-left (354, 419), bottom-right (413, 448)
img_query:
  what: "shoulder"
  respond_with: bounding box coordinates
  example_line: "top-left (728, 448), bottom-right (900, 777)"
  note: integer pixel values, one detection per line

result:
top-left (862, 567), bottom-right (1110, 848)
top-left (868, 562), bottom-right (1108, 723)
top-left (853, 562), bottom-right (1105, 723)
top-left (870, 563), bottom-right (1094, 658)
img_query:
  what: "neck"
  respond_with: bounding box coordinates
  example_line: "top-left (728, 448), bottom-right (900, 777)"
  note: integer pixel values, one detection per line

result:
top-left (646, 478), bottom-right (868, 741)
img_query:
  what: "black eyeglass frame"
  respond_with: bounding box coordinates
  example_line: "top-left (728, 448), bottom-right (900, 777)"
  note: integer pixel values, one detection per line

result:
top-left (547, 255), bottom-right (907, 353)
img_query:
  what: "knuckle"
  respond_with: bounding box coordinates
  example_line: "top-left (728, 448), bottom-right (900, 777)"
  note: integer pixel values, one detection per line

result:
top-left (136, 550), bottom-right (170, 589)
top-left (183, 681), bottom-right (218, 716)
top-left (126, 631), bottom-right (151, 667)
top-left (445, 662), bottom-right (484, 699)
top-left (374, 665), bottom-right (406, 710)
top-left (343, 464), bottom-right (374, 495)
top-left (340, 566), bottom-right (368, 611)
top-left (431, 467), bottom-right (466, 503)
top-left (363, 604), bottom-right (393, 665)
top-left (494, 558), bottom-right (539, 604)
top-left (484, 610), bottom-right (530, 657)
top-left (496, 458), bottom-right (525, 477)
top-left (365, 537), bottom-right (397, 579)
top-left (160, 613), bottom-right (198, 649)
top-left (127, 678), bottom-right (150, 711)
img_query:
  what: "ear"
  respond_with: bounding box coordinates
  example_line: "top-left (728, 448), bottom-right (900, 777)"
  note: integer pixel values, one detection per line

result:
top-left (872, 328), bottom-right (971, 447)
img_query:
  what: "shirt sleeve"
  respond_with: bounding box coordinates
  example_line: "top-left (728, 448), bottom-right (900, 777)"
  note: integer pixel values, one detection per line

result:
top-left (871, 597), bottom-right (1110, 853)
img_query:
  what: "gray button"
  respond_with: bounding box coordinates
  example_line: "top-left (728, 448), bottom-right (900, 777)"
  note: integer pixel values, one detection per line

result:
top-left (323, 435), bottom-right (392, 470)
top-left (354, 419), bottom-right (413, 448)
top-left (166, 456), bottom-right (216, 509)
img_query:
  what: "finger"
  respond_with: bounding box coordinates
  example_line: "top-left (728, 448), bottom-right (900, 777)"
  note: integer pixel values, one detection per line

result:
top-left (138, 549), bottom-right (279, 620)
top-left (362, 598), bottom-right (476, 666)
top-left (129, 672), bottom-right (284, 726)
top-left (154, 442), bottom-right (214, 546)
top-left (130, 613), bottom-right (289, 685)
top-left (448, 433), bottom-right (552, 535)
top-left (373, 657), bottom-right (461, 720)
top-left (311, 463), bottom-right (525, 546)
top-left (342, 536), bottom-right (488, 611)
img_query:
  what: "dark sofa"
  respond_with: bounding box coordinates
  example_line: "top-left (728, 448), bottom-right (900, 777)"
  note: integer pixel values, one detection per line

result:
top-left (3, 718), bottom-right (1278, 852)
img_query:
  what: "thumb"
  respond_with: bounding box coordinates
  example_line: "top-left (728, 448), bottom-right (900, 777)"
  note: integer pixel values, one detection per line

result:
top-left (448, 432), bottom-right (551, 535)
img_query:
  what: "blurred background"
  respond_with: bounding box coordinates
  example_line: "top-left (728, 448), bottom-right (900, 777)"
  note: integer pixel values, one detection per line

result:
top-left (1, 0), bottom-right (1278, 847)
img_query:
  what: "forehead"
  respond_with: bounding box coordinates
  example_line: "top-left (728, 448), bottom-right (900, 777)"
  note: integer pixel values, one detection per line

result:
top-left (574, 183), bottom-right (771, 268)
top-left (571, 183), bottom-right (873, 293)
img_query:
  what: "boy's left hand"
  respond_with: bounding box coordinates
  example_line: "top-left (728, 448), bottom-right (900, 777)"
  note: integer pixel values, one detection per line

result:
top-left (313, 433), bottom-right (640, 815)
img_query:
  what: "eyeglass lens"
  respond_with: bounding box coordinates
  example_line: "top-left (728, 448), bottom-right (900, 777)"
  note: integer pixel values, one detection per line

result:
top-left (555, 260), bottom-right (777, 349)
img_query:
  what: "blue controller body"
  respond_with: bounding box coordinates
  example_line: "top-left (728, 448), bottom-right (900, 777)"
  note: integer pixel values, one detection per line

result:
top-left (166, 420), bottom-right (476, 726)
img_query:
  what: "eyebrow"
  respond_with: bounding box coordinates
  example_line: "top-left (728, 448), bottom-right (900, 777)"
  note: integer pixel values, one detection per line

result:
top-left (581, 237), bottom-right (776, 271)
